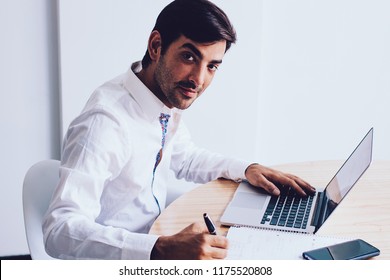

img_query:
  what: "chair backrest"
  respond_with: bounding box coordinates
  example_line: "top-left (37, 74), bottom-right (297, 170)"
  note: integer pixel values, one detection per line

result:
top-left (22, 159), bottom-right (60, 259)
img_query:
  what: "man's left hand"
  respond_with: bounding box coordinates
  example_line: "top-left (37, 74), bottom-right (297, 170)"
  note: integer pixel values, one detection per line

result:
top-left (244, 163), bottom-right (316, 196)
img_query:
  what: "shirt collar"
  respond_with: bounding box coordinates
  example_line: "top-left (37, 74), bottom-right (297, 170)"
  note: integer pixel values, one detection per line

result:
top-left (123, 61), bottom-right (179, 122)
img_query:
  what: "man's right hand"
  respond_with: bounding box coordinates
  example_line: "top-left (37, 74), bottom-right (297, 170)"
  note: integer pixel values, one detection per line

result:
top-left (150, 222), bottom-right (229, 260)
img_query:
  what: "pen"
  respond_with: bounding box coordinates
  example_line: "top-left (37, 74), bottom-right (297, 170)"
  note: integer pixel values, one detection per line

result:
top-left (203, 213), bottom-right (217, 235)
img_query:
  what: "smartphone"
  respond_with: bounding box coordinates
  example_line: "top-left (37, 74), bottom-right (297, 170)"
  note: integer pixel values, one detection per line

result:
top-left (302, 239), bottom-right (380, 260)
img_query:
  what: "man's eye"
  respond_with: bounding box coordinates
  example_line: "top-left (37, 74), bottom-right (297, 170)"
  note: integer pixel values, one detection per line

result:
top-left (182, 53), bottom-right (194, 61)
top-left (208, 64), bottom-right (219, 71)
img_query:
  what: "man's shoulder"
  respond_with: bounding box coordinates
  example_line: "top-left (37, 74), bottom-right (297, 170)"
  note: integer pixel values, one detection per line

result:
top-left (87, 73), bottom-right (134, 110)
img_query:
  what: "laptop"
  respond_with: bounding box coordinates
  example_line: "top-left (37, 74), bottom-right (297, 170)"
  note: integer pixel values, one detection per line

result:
top-left (220, 128), bottom-right (374, 234)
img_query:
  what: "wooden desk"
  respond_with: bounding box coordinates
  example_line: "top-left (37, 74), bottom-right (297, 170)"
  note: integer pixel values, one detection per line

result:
top-left (150, 160), bottom-right (390, 259)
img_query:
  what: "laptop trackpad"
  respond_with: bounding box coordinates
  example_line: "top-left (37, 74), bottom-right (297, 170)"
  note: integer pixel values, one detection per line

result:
top-left (231, 192), bottom-right (268, 209)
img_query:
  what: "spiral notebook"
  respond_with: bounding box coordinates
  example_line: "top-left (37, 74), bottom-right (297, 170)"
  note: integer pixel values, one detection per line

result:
top-left (226, 226), bottom-right (351, 260)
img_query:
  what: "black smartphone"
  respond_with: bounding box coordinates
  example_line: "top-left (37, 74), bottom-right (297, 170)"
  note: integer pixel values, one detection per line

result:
top-left (302, 239), bottom-right (380, 260)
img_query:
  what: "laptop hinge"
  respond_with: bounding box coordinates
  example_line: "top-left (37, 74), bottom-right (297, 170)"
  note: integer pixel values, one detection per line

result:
top-left (310, 191), bottom-right (324, 233)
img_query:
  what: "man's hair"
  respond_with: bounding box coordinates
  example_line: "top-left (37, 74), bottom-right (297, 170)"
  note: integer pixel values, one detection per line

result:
top-left (141, 0), bottom-right (237, 68)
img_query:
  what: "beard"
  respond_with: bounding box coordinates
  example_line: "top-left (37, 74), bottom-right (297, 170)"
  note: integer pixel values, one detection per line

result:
top-left (153, 56), bottom-right (201, 110)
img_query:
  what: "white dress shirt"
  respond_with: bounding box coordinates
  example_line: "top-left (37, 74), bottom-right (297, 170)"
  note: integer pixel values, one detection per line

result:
top-left (43, 61), bottom-right (250, 259)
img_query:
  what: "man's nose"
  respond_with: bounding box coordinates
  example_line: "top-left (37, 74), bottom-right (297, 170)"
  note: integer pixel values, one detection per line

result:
top-left (188, 65), bottom-right (206, 89)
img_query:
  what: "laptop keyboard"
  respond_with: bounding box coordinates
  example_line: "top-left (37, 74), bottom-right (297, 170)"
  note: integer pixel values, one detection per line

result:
top-left (261, 189), bottom-right (314, 229)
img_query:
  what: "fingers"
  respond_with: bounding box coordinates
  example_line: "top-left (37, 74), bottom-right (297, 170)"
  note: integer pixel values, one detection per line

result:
top-left (245, 163), bottom-right (316, 196)
top-left (210, 246), bottom-right (229, 259)
top-left (208, 234), bottom-right (229, 249)
top-left (193, 223), bottom-right (229, 257)
top-left (269, 172), bottom-right (316, 196)
top-left (152, 228), bottom-right (228, 260)
top-left (170, 223), bottom-right (229, 259)
top-left (250, 172), bottom-right (281, 196)
top-left (202, 234), bottom-right (229, 259)
top-left (285, 173), bottom-right (316, 195)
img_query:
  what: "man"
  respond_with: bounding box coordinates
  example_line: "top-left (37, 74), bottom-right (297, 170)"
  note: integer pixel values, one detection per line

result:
top-left (43, 0), bottom-right (315, 260)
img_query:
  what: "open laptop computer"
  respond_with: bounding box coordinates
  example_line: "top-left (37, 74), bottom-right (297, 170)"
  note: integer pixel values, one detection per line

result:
top-left (220, 128), bottom-right (373, 234)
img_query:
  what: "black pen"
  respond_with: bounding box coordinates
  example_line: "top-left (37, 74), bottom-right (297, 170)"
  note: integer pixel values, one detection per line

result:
top-left (203, 213), bottom-right (217, 235)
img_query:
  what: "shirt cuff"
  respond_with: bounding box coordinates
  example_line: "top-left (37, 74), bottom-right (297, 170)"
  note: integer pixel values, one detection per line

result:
top-left (121, 233), bottom-right (160, 260)
top-left (227, 159), bottom-right (252, 182)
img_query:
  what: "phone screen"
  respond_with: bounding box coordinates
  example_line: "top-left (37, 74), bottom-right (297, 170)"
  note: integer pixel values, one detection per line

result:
top-left (303, 239), bottom-right (380, 260)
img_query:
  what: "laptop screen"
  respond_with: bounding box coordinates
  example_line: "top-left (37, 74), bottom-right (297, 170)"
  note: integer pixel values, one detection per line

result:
top-left (318, 128), bottom-right (373, 227)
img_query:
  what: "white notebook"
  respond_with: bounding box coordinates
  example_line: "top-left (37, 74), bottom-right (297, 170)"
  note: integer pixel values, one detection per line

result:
top-left (226, 226), bottom-right (352, 260)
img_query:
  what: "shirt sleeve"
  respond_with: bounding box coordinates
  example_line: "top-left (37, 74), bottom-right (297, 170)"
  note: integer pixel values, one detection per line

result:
top-left (42, 106), bottom-right (159, 260)
top-left (170, 121), bottom-right (251, 184)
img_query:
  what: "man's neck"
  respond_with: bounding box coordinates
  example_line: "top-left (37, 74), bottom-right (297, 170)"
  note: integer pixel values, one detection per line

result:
top-left (136, 67), bottom-right (171, 108)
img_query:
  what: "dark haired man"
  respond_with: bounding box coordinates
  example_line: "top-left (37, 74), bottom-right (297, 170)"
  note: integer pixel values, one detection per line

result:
top-left (43, 0), bottom-right (315, 260)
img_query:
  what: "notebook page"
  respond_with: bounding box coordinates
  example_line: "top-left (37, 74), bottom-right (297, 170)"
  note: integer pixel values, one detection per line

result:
top-left (226, 226), bottom-right (351, 260)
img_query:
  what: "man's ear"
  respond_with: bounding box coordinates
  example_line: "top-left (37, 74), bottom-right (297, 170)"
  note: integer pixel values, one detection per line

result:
top-left (148, 30), bottom-right (162, 62)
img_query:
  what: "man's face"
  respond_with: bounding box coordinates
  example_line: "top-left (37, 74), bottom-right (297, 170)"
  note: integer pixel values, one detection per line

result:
top-left (153, 35), bottom-right (226, 110)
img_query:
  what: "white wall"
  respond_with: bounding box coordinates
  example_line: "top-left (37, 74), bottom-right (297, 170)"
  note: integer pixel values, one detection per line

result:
top-left (257, 0), bottom-right (390, 165)
top-left (0, 0), bottom-right (61, 256)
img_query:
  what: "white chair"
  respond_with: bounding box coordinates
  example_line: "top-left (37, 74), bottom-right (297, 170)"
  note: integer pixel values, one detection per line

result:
top-left (22, 159), bottom-right (60, 259)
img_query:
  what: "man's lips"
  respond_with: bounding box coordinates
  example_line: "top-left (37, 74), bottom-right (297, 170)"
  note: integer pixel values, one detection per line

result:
top-left (178, 86), bottom-right (197, 98)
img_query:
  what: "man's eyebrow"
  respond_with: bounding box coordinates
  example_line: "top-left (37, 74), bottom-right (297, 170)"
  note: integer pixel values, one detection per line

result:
top-left (181, 43), bottom-right (223, 65)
